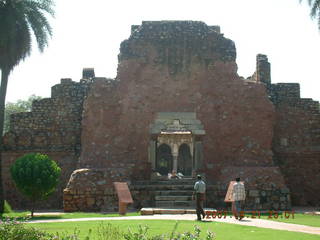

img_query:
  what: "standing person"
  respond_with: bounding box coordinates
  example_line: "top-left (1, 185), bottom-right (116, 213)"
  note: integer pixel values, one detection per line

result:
top-left (231, 177), bottom-right (246, 220)
top-left (193, 175), bottom-right (206, 221)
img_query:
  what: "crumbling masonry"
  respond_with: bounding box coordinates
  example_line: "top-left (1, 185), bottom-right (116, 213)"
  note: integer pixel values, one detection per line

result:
top-left (2, 21), bottom-right (319, 211)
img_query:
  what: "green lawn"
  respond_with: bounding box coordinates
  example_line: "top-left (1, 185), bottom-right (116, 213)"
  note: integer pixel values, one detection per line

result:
top-left (259, 213), bottom-right (320, 227)
top-left (2, 211), bottom-right (140, 221)
top-left (206, 211), bottom-right (320, 227)
top-left (4, 210), bottom-right (320, 228)
top-left (30, 220), bottom-right (320, 240)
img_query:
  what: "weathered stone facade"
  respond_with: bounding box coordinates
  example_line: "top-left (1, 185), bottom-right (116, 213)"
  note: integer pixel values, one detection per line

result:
top-left (2, 21), bottom-right (319, 211)
top-left (2, 78), bottom-right (91, 209)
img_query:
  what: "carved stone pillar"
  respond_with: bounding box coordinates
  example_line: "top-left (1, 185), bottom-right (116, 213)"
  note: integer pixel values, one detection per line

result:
top-left (194, 141), bottom-right (203, 170)
top-left (148, 140), bottom-right (156, 170)
top-left (172, 143), bottom-right (178, 172)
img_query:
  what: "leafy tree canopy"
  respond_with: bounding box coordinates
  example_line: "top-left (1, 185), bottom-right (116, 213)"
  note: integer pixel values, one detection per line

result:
top-left (10, 153), bottom-right (61, 216)
top-left (4, 95), bottom-right (42, 133)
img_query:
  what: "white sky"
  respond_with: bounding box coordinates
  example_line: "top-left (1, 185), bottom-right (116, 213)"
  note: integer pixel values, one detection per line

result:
top-left (5, 0), bottom-right (320, 103)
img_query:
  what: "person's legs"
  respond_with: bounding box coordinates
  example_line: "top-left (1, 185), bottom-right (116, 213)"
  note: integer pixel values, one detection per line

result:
top-left (235, 201), bottom-right (243, 220)
top-left (232, 201), bottom-right (238, 219)
top-left (196, 193), bottom-right (205, 220)
top-left (199, 198), bottom-right (205, 219)
top-left (196, 194), bottom-right (201, 220)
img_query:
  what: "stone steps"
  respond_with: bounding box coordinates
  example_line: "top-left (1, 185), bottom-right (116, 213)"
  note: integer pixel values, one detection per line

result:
top-left (155, 190), bottom-right (194, 196)
top-left (155, 200), bottom-right (194, 208)
top-left (133, 178), bottom-right (196, 208)
top-left (133, 185), bottom-right (194, 191)
top-left (134, 179), bottom-right (195, 185)
top-left (155, 195), bottom-right (192, 201)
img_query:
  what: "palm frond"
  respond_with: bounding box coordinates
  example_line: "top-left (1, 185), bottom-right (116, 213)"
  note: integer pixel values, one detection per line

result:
top-left (25, 8), bottom-right (52, 52)
top-left (0, 0), bottom-right (54, 70)
top-left (25, 0), bottom-right (55, 17)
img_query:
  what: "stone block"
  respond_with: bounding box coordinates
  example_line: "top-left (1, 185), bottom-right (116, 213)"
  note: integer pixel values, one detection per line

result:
top-left (249, 190), bottom-right (259, 197)
top-left (86, 197), bottom-right (96, 206)
top-left (140, 208), bottom-right (154, 215)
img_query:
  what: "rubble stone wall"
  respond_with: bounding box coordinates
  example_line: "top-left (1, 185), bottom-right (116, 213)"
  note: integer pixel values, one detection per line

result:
top-left (255, 55), bottom-right (320, 206)
top-left (2, 79), bottom-right (90, 209)
top-left (272, 100), bottom-right (320, 205)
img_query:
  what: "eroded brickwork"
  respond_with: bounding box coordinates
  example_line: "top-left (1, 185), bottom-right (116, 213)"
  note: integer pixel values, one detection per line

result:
top-left (2, 78), bottom-right (91, 209)
top-left (255, 55), bottom-right (320, 206)
top-left (76, 21), bottom-right (289, 210)
top-left (2, 21), bottom-right (319, 211)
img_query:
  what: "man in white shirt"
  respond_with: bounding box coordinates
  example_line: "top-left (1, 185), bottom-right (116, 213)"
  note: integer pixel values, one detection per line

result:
top-left (193, 175), bottom-right (206, 221)
top-left (231, 177), bottom-right (246, 220)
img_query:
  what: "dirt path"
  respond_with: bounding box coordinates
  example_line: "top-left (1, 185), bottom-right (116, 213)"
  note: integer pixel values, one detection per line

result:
top-left (27, 214), bottom-right (320, 235)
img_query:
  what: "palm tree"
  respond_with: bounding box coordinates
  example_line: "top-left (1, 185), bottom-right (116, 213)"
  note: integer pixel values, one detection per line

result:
top-left (301, 0), bottom-right (320, 29)
top-left (0, 0), bottom-right (55, 214)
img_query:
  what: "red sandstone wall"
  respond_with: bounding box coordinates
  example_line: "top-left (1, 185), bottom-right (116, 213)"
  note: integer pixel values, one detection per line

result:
top-left (80, 22), bottom-right (277, 184)
top-left (273, 101), bottom-right (320, 205)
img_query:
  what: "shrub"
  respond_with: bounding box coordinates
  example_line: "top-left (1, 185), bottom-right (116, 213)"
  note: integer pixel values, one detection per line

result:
top-left (3, 200), bottom-right (12, 213)
top-left (10, 153), bottom-right (61, 217)
top-left (124, 222), bottom-right (215, 240)
top-left (0, 218), bottom-right (51, 240)
top-left (97, 223), bottom-right (123, 240)
top-left (0, 219), bottom-right (87, 240)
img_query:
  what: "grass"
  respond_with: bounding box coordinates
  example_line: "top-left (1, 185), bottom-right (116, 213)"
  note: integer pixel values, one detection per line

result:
top-left (259, 212), bottom-right (320, 227)
top-left (30, 220), bottom-right (320, 240)
top-left (206, 210), bottom-right (320, 227)
top-left (2, 211), bottom-right (140, 221)
top-left (3, 210), bottom-right (319, 227)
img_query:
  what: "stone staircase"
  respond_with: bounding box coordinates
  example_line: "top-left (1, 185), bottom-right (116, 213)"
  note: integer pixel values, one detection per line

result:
top-left (132, 178), bottom-right (196, 208)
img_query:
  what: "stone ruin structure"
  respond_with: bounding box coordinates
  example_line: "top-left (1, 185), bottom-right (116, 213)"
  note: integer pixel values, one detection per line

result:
top-left (2, 21), bottom-right (319, 211)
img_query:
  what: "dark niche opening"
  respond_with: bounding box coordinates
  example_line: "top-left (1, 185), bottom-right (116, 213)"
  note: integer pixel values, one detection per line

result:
top-left (156, 144), bottom-right (173, 175)
top-left (178, 143), bottom-right (192, 176)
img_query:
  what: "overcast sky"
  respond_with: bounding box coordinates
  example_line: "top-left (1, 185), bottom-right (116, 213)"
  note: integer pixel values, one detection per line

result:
top-left (4, 0), bottom-right (320, 103)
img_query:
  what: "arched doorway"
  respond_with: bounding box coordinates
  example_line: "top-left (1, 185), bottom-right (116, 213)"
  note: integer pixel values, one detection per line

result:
top-left (177, 144), bottom-right (192, 176)
top-left (156, 144), bottom-right (173, 175)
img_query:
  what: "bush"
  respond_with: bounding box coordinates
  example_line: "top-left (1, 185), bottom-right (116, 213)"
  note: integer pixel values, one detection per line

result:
top-left (0, 219), bottom-right (88, 240)
top-left (0, 220), bottom-right (214, 240)
top-left (0, 218), bottom-right (51, 240)
top-left (124, 223), bottom-right (215, 240)
top-left (3, 200), bottom-right (12, 213)
top-left (10, 153), bottom-right (61, 217)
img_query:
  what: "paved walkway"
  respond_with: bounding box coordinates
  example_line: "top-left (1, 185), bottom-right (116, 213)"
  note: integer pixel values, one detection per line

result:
top-left (28, 214), bottom-right (320, 235)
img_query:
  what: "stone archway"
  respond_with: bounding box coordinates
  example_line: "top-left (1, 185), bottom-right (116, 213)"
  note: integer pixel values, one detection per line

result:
top-left (178, 143), bottom-right (192, 176)
top-left (156, 144), bottom-right (173, 175)
top-left (149, 112), bottom-right (206, 177)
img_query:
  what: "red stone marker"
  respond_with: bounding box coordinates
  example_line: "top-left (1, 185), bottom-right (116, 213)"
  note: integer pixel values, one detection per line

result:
top-left (225, 181), bottom-right (244, 216)
top-left (224, 181), bottom-right (236, 202)
top-left (113, 182), bottom-right (133, 215)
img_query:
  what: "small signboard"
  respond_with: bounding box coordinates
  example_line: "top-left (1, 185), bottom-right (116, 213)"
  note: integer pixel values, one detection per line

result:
top-left (113, 182), bottom-right (133, 215)
top-left (113, 182), bottom-right (133, 204)
top-left (224, 181), bottom-right (244, 202)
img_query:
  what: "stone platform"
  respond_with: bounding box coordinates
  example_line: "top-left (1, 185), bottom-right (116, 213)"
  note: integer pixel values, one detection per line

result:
top-left (140, 207), bottom-right (216, 215)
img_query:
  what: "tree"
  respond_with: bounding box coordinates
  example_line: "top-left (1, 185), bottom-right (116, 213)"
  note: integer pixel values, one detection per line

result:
top-left (301, 0), bottom-right (320, 30)
top-left (10, 153), bottom-right (61, 217)
top-left (4, 95), bottom-right (42, 133)
top-left (0, 0), bottom-right (55, 214)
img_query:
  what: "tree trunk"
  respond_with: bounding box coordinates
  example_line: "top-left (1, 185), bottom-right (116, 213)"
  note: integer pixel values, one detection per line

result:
top-left (31, 199), bottom-right (35, 218)
top-left (0, 68), bottom-right (10, 214)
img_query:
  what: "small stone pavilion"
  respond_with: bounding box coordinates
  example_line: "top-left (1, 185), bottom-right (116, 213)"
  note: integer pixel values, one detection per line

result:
top-left (2, 21), bottom-right (319, 212)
